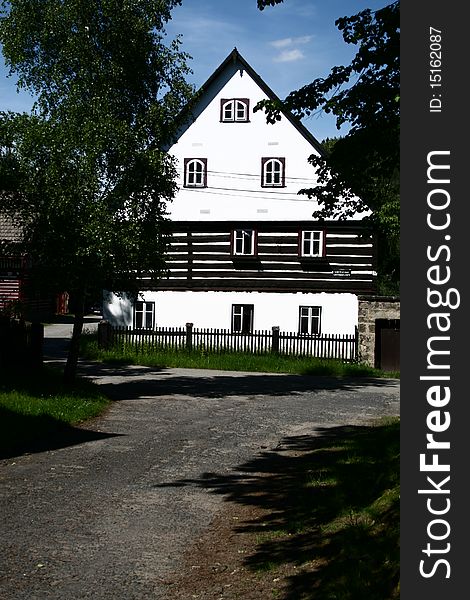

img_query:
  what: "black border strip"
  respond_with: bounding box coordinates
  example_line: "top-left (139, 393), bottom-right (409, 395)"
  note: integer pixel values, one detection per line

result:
top-left (401, 1), bottom-right (468, 596)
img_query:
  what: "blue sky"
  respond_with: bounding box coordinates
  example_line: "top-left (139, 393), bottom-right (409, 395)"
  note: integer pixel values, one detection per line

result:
top-left (0, 0), bottom-right (386, 141)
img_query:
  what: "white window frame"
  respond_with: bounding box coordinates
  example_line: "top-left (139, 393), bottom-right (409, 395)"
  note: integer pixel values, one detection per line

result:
top-left (299, 306), bottom-right (321, 335)
top-left (184, 158), bottom-right (207, 188)
top-left (300, 230), bottom-right (324, 257)
top-left (232, 229), bottom-right (256, 256)
top-left (232, 304), bottom-right (254, 333)
top-left (221, 98), bottom-right (249, 122)
top-left (261, 157), bottom-right (285, 187)
top-left (135, 301), bottom-right (155, 330)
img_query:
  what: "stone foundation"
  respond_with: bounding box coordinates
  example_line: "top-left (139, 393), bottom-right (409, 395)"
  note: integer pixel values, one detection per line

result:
top-left (358, 296), bottom-right (400, 367)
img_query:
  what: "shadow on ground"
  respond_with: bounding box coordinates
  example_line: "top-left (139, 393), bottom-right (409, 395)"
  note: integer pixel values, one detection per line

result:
top-left (76, 361), bottom-right (397, 402)
top-left (0, 406), bottom-right (122, 459)
top-left (0, 365), bottom-right (121, 459)
top-left (44, 314), bottom-right (102, 325)
top-left (158, 422), bottom-right (400, 600)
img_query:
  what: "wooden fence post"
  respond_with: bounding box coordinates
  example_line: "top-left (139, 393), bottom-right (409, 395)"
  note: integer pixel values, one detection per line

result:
top-left (271, 326), bottom-right (280, 354)
top-left (0, 316), bottom-right (8, 367)
top-left (98, 320), bottom-right (113, 350)
top-left (29, 321), bottom-right (44, 369)
top-left (185, 322), bottom-right (193, 351)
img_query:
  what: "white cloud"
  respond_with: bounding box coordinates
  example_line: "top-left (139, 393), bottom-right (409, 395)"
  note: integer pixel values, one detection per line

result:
top-left (271, 38), bottom-right (293, 49)
top-left (172, 16), bottom-right (244, 45)
top-left (296, 35), bottom-right (314, 45)
top-left (270, 34), bottom-right (312, 62)
top-left (274, 49), bottom-right (304, 63)
top-left (270, 35), bottom-right (313, 49)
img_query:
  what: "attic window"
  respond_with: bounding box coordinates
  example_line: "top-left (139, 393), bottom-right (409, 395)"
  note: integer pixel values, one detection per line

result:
top-left (261, 157), bottom-right (285, 187)
top-left (220, 99), bottom-right (250, 122)
top-left (184, 158), bottom-right (207, 188)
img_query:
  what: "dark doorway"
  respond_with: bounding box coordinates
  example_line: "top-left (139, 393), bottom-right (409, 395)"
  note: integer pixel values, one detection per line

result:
top-left (375, 319), bottom-right (400, 371)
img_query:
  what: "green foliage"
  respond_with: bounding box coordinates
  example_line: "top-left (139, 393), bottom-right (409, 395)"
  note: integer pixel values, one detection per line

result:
top-left (0, 0), bottom-right (194, 378)
top-left (256, 2), bottom-right (400, 293)
top-left (0, 0), bottom-right (194, 301)
top-left (321, 136), bottom-right (341, 156)
top-left (257, 0), bottom-right (284, 9)
top-left (0, 110), bottom-right (176, 298)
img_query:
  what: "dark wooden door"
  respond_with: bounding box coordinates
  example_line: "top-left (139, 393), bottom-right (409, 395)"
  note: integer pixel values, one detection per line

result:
top-left (375, 319), bottom-right (400, 371)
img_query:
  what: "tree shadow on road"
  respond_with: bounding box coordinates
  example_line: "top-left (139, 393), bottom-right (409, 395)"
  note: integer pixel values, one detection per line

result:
top-left (78, 362), bottom-right (398, 403)
top-left (0, 406), bottom-right (122, 459)
top-left (157, 421), bottom-right (400, 600)
top-left (0, 365), bottom-right (122, 459)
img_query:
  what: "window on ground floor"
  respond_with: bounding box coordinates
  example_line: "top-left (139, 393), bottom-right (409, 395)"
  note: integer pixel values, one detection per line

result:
top-left (298, 306), bottom-right (322, 335)
top-left (232, 304), bottom-right (254, 333)
top-left (134, 301), bottom-right (155, 330)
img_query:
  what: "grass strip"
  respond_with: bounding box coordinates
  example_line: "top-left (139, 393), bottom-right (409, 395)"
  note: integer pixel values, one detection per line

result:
top-left (246, 417), bottom-right (400, 599)
top-left (80, 333), bottom-right (399, 378)
top-left (0, 365), bottom-right (109, 457)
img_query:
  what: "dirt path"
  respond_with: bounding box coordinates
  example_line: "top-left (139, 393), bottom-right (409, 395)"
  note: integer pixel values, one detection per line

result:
top-left (1, 337), bottom-right (399, 599)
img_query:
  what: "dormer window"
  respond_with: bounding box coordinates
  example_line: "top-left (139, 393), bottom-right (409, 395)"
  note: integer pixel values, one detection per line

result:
top-left (220, 99), bottom-right (250, 122)
top-left (261, 157), bottom-right (285, 187)
top-left (184, 158), bottom-right (207, 188)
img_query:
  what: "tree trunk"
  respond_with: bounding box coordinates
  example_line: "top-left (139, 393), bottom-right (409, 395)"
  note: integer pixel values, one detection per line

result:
top-left (64, 296), bottom-right (85, 384)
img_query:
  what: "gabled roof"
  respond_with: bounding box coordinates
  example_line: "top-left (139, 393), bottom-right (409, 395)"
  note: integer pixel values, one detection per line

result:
top-left (205, 48), bottom-right (324, 155)
top-left (174, 48), bottom-right (325, 156)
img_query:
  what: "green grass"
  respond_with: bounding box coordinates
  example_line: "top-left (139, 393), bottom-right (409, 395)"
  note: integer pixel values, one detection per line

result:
top-left (244, 417), bottom-right (400, 599)
top-left (80, 333), bottom-right (399, 378)
top-left (0, 366), bottom-right (110, 456)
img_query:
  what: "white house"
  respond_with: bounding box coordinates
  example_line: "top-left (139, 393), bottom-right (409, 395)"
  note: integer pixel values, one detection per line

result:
top-left (104, 49), bottom-right (376, 335)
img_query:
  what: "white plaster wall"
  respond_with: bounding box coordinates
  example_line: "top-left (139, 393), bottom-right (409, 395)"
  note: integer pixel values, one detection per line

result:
top-left (102, 291), bottom-right (134, 327)
top-left (104, 290), bottom-right (358, 334)
top-left (167, 65), bottom-right (365, 222)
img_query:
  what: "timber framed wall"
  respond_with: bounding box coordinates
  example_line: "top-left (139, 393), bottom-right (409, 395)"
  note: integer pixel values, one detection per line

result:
top-left (140, 220), bottom-right (377, 294)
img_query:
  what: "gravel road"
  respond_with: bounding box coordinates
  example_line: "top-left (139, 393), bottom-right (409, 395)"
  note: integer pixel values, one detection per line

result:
top-left (0, 324), bottom-right (400, 599)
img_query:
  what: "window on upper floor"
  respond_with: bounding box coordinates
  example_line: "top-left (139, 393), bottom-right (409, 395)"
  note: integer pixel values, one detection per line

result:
top-left (220, 98), bottom-right (250, 122)
top-left (232, 229), bottom-right (257, 256)
top-left (232, 304), bottom-right (254, 333)
top-left (184, 158), bottom-right (207, 188)
top-left (299, 306), bottom-right (322, 335)
top-left (299, 230), bottom-right (325, 258)
top-left (261, 157), bottom-right (285, 187)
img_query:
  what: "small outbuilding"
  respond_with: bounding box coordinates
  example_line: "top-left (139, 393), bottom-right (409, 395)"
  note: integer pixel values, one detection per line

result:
top-left (358, 296), bottom-right (400, 371)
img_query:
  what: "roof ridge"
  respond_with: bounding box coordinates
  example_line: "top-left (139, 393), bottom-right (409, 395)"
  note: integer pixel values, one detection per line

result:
top-left (194, 48), bottom-right (325, 156)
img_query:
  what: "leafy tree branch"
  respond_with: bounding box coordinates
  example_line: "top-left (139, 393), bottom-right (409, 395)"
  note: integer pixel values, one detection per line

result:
top-left (0, 0), bottom-right (194, 380)
top-left (256, 1), bottom-right (400, 293)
